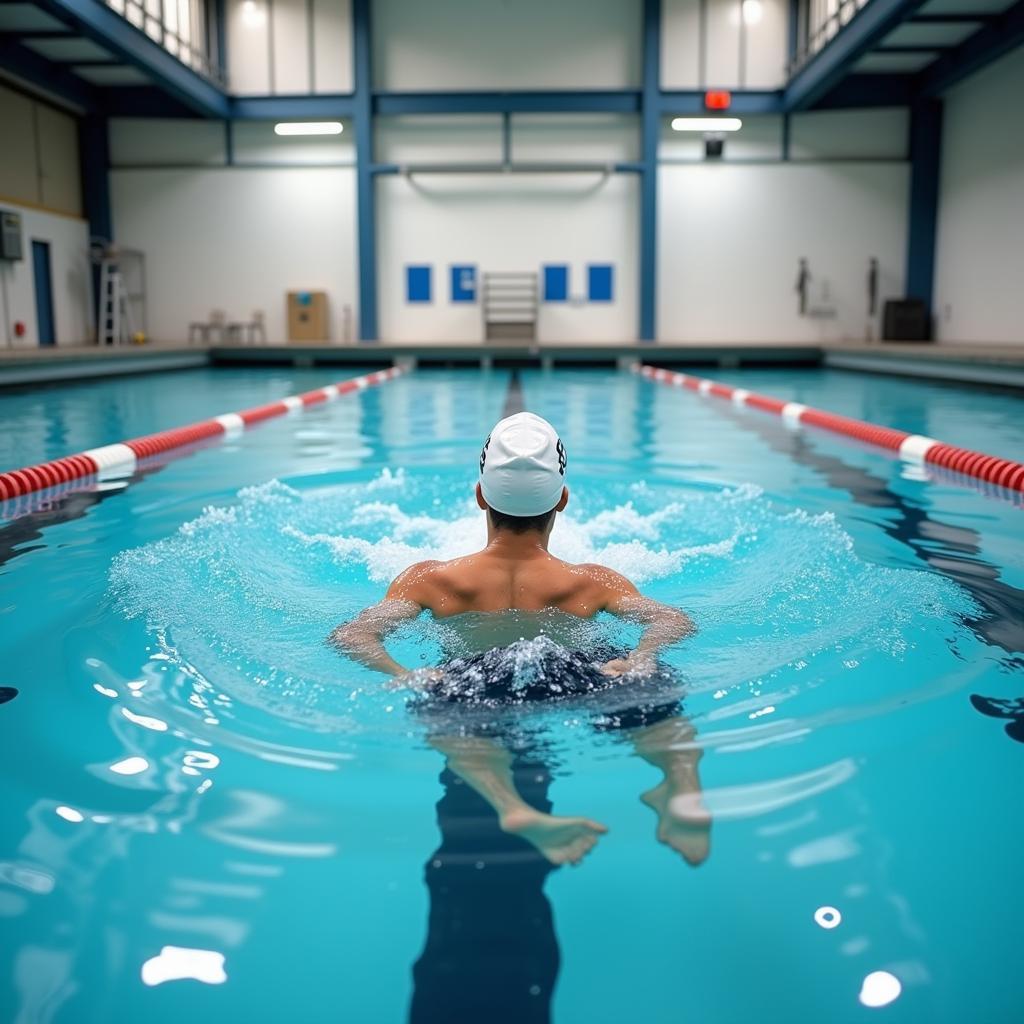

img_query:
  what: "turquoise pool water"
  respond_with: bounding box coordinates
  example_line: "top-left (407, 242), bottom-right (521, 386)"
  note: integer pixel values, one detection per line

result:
top-left (1, 367), bottom-right (1022, 1023)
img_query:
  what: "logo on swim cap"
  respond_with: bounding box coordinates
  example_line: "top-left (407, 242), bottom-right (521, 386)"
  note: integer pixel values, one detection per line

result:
top-left (479, 412), bottom-right (566, 517)
top-left (479, 434), bottom-right (491, 475)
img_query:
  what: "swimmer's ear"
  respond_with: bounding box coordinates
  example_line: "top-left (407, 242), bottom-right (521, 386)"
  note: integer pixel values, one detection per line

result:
top-left (555, 486), bottom-right (569, 512)
top-left (475, 482), bottom-right (488, 511)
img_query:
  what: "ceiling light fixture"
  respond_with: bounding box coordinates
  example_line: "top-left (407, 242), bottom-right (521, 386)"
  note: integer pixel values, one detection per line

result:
top-left (671, 117), bottom-right (743, 132)
top-left (742, 0), bottom-right (764, 26)
top-left (274, 122), bottom-right (344, 136)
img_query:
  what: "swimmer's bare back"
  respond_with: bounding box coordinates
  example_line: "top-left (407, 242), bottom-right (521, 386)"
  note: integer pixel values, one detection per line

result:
top-left (331, 542), bottom-right (694, 683)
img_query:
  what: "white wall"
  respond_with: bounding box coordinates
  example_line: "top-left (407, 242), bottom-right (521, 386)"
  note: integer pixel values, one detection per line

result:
top-left (110, 167), bottom-right (358, 343)
top-left (372, 0), bottom-right (641, 91)
top-left (662, 0), bottom-right (789, 90)
top-left (0, 202), bottom-right (93, 348)
top-left (377, 113), bottom-right (638, 343)
top-left (933, 48), bottom-right (1024, 345)
top-left (226, 0), bottom-right (353, 95)
top-left (378, 173), bottom-right (638, 343)
top-left (790, 108), bottom-right (908, 160)
top-left (657, 162), bottom-right (908, 342)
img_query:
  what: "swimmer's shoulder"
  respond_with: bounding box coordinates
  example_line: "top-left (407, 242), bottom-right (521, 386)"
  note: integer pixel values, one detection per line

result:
top-left (568, 562), bottom-right (641, 609)
top-left (385, 559), bottom-right (444, 606)
top-left (384, 556), bottom-right (478, 609)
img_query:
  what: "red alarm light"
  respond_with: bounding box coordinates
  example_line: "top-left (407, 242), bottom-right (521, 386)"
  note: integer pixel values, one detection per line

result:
top-left (704, 90), bottom-right (732, 110)
top-left (14, 321), bottom-right (25, 337)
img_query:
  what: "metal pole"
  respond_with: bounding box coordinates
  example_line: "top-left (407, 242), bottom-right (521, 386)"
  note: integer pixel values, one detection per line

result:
top-left (639, 0), bottom-right (661, 342)
top-left (354, 0), bottom-right (378, 341)
top-left (906, 98), bottom-right (942, 326)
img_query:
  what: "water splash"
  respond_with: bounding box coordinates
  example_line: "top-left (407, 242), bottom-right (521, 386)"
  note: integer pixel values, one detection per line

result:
top-left (109, 469), bottom-right (978, 742)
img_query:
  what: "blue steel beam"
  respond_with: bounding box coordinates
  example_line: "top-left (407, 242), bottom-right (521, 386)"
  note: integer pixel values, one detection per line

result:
top-left (905, 98), bottom-right (942, 318)
top-left (658, 89), bottom-right (782, 113)
top-left (31, 0), bottom-right (229, 117)
top-left (917, 0), bottom-right (1024, 97)
top-left (374, 90), bottom-right (642, 115)
top-left (102, 86), bottom-right (196, 117)
top-left (784, 0), bottom-right (930, 110)
top-left (79, 117), bottom-right (111, 240)
top-left (812, 73), bottom-right (914, 108)
top-left (0, 37), bottom-right (99, 111)
top-left (230, 94), bottom-right (356, 119)
top-left (639, 0), bottom-right (660, 342)
top-left (353, 0), bottom-right (377, 341)
top-left (79, 114), bottom-right (110, 332)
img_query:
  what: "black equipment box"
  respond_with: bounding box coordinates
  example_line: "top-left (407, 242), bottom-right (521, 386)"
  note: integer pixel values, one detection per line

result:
top-left (882, 299), bottom-right (930, 342)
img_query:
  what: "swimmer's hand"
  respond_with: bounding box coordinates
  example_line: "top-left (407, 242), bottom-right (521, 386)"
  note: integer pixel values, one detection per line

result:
top-left (387, 667), bottom-right (444, 691)
top-left (600, 653), bottom-right (657, 678)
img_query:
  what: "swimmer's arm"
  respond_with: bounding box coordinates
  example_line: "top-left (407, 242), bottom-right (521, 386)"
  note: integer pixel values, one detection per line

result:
top-left (328, 562), bottom-right (440, 677)
top-left (590, 567), bottom-right (695, 672)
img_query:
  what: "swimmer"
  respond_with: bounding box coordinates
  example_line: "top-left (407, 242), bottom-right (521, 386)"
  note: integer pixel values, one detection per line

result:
top-left (331, 412), bottom-right (709, 866)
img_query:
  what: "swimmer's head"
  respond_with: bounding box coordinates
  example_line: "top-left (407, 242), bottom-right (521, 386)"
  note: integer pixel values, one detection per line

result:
top-left (476, 412), bottom-right (568, 533)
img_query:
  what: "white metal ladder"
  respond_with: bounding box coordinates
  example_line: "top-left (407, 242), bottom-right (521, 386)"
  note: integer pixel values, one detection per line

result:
top-left (98, 257), bottom-right (134, 346)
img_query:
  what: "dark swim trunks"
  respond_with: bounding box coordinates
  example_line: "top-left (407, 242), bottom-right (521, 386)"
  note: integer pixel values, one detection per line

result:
top-left (412, 639), bottom-right (683, 734)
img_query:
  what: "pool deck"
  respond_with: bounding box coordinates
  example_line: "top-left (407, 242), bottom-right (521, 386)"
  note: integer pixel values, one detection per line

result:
top-left (1, 339), bottom-right (1023, 388)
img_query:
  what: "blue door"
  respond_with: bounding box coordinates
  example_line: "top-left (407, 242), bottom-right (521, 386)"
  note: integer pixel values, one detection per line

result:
top-left (31, 240), bottom-right (55, 347)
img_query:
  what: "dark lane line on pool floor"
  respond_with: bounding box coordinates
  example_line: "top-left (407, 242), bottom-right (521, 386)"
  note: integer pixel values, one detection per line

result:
top-left (502, 370), bottom-right (526, 417)
top-left (703, 400), bottom-right (1024, 744)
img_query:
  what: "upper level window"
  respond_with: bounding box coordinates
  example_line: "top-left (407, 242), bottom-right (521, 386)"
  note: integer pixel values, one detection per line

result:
top-left (106, 0), bottom-right (225, 85)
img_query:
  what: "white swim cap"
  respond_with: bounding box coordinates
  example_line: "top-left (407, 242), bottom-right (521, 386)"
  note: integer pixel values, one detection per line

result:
top-left (479, 412), bottom-right (567, 517)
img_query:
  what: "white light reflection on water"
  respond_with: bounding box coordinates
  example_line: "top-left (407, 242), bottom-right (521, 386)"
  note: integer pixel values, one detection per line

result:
top-left (814, 906), bottom-right (842, 929)
top-left (109, 757), bottom-right (149, 776)
top-left (121, 708), bottom-right (168, 732)
top-left (859, 970), bottom-right (902, 1008)
top-left (140, 946), bottom-right (227, 987)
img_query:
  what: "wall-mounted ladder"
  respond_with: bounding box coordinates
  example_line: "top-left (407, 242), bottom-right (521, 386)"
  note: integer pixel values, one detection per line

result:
top-left (92, 242), bottom-right (147, 346)
top-left (482, 272), bottom-right (537, 341)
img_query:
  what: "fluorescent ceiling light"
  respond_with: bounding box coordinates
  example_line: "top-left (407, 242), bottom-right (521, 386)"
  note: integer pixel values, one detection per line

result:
top-left (671, 117), bottom-right (743, 132)
top-left (742, 0), bottom-right (764, 25)
top-left (241, 0), bottom-right (265, 27)
top-left (274, 122), bottom-right (344, 136)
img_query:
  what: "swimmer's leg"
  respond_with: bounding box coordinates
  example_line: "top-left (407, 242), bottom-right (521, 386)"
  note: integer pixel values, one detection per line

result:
top-left (629, 714), bottom-right (711, 866)
top-left (428, 735), bottom-right (607, 867)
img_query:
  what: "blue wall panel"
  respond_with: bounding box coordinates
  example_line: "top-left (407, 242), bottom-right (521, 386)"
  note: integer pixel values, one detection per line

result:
top-left (588, 265), bottom-right (614, 302)
top-left (406, 265), bottom-right (432, 303)
top-left (543, 265), bottom-right (568, 302)
top-left (450, 265), bottom-right (476, 302)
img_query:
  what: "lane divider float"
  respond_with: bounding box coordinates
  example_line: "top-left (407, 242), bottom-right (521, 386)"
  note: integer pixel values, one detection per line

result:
top-left (633, 363), bottom-right (1024, 497)
top-left (0, 366), bottom-right (404, 504)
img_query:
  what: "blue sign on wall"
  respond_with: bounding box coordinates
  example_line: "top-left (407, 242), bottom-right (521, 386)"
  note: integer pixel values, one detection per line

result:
top-left (406, 265), bottom-right (432, 303)
top-left (450, 264), bottom-right (476, 302)
top-left (588, 264), bottom-right (613, 302)
top-left (543, 265), bottom-right (568, 302)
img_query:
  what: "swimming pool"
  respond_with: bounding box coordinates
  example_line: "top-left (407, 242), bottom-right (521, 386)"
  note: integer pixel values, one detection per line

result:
top-left (1, 366), bottom-right (1022, 1023)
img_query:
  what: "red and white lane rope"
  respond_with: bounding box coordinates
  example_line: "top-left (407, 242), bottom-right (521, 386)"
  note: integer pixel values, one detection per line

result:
top-left (634, 364), bottom-right (1024, 497)
top-left (0, 366), bottom-right (404, 503)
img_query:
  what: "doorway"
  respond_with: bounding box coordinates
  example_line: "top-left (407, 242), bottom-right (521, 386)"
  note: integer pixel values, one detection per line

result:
top-left (31, 240), bottom-right (55, 347)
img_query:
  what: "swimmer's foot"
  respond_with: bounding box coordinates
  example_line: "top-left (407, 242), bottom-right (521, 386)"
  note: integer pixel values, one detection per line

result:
top-left (500, 807), bottom-right (608, 866)
top-left (641, 781), bottom-right (711, 867)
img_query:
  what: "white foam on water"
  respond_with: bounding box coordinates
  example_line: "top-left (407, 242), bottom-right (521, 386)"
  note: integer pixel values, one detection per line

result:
top-left (109, 469), bottom-right (978, 738)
